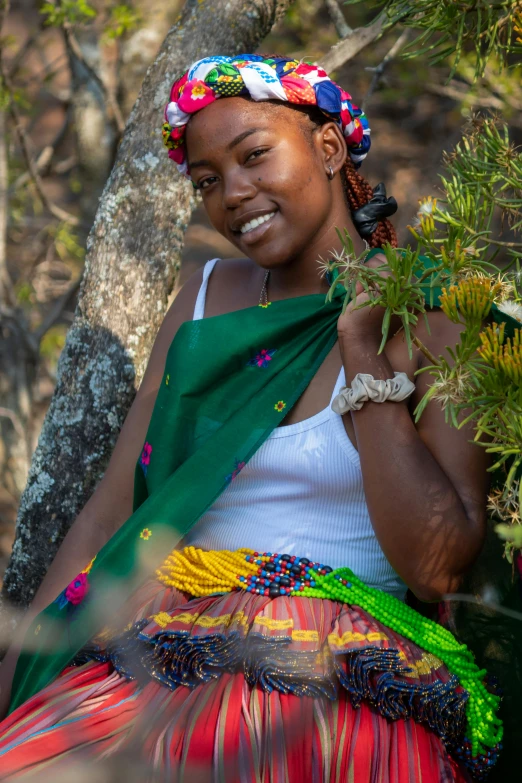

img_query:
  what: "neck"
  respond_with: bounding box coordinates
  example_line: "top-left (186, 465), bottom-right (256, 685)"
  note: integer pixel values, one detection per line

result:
top-left (262, 210), bottom-right (364, 301)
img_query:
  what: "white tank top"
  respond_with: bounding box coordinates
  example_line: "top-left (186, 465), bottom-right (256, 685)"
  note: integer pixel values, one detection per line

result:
top-left (182, 258), bottom-right (407, 599)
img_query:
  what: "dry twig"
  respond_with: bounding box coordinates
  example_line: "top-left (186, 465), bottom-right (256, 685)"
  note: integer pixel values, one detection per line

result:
top-left (63, 21), bottom-right (125, 136)
top-left (324, 0), bottom-right (352, 38)
top-left (319, 12), bottom-right (393, 73)
top-left (363, 29), bottom-right (410, 107)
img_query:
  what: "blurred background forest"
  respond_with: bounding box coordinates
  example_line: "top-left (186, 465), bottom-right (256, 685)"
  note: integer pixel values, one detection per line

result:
top-left (0, 0), bottom-right (521, 583)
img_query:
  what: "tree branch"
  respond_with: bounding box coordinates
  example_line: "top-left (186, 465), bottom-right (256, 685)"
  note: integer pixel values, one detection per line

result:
top-left (363, 28), bottom-right (410, 107)
top-left (324, 0), bottom-right (352, 38)
top-left (63, 21), bottom-right (125, 136)
top-left (34, 276), bottom-right (82, 344)
top-left (9, 107), bottom-right (72, 194)
top-left (0, 42), bottom-right (79, 227)
top-left (319, 12), bottom-right (392, 72)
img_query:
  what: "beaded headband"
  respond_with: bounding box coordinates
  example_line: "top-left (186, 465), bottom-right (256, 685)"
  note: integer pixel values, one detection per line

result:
top-left (162, 54), bottom-right (371, 178)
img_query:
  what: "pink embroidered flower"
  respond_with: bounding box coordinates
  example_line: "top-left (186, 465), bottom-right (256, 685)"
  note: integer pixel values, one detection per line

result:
top-left (141, 442), bottom-right (152, 465)
top-left (64, 572), bottom-right (90, 606)
top-left (225, 459), bottom-right (246, 484)
top-left (140, 441), bottom-right (152, 476)
top-left (247, 348), bottom-right (277, 368)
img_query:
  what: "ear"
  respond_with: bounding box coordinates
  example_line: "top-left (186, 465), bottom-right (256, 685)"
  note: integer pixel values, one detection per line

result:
top-left (312, 122), bottom-right (347, 176)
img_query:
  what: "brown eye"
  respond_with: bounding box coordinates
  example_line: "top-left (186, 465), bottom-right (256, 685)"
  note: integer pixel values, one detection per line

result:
top-left (246, 148), bottom-right (268, 163)
top-left (198, 176), bottom-right (219, 191)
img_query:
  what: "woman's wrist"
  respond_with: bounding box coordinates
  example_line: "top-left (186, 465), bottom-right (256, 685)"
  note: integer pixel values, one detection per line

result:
top-left (338, 331), bottom-right (393, 383)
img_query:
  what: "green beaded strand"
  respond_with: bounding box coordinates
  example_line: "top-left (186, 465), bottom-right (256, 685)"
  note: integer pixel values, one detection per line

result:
top-left (301, 567), bottom-right (503, 758)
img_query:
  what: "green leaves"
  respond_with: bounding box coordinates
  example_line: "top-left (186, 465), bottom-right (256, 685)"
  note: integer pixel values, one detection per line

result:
top-left (346, 0), bottom-right (522, 79)
top-left (41, 0), bottom-right (96, 27)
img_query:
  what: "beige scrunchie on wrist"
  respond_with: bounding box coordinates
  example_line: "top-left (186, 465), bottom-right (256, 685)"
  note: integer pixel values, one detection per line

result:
top-left (331, 372), bottom-right (416, 414)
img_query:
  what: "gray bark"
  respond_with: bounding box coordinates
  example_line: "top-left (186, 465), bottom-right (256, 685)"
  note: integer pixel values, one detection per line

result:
top-left (2, 0), bottom-right (292, 610)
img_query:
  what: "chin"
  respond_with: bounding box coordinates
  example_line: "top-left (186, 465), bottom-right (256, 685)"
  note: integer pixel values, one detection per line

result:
top-left (247, 240), bottom-right (302, 268)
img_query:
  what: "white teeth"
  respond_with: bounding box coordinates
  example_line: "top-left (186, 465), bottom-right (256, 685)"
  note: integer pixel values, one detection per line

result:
top-left (239, 211), bottom-right (276, 234)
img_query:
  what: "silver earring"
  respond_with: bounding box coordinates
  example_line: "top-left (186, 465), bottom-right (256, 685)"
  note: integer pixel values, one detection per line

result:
top-left (328, 165), bottom-right (334, 180)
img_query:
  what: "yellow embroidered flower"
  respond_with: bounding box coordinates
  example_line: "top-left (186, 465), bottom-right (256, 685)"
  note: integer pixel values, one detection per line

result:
top-left (258, 301), bottom-right (272, 308)
top-left (82, 556), bottom-right (96, 575)
top-left (191, 84), bottom-right (207, 100)
top-left (165, 374), bottom-right (170, 385)
top-left (34, 624), bottom-right (41, 636)
top-left (140, 528), bottom-right (153, 541)
top-left (274, 400), bottom-right (286, 412)
top-left (217, 75), bottom-right (234, 82)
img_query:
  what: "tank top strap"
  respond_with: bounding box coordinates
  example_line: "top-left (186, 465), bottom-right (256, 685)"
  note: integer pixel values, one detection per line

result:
top-left (192, 258), bottom-right (220, 321)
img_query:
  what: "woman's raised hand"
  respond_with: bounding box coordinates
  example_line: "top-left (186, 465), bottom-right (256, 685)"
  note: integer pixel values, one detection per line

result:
top-left (336, 253), bottom-right (392, 350)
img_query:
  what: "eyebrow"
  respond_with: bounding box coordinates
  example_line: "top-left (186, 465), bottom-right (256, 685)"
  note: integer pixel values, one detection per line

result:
top-left (188, 128), bottom-right (265, 170)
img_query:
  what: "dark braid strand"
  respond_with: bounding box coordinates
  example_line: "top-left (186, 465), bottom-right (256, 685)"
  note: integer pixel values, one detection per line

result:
top-left (342, 158), bottom-right (398, 249)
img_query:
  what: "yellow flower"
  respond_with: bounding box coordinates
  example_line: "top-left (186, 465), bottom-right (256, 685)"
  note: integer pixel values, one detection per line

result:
top-left (258, 301), bottom-right (272, 308)
top-left (217, 75), bottom-right (233, 82)
top-left (140, 528), bottom-right (153, 541)
top-left (191, 84), bottom-right (207, 100)
top-left (440, 276), bottom-right (503, 324)
top-left (274, 400), bottom-right (286, 412)
top-left (166, 374), bottom-right (170, 386)
top-left (478, 323), bottom-right (522, 383)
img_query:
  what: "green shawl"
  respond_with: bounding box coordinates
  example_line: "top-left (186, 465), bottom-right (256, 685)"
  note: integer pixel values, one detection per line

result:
top-left (9, 260), bottom-right (354, 712)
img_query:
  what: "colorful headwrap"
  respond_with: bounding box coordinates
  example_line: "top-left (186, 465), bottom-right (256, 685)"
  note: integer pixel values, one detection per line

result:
top-left (162, 54), bottom-right (371, 178)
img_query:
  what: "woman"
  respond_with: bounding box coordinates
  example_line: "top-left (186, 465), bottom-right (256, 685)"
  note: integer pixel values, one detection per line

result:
top-left (0, 54), bottom-right (502, 781)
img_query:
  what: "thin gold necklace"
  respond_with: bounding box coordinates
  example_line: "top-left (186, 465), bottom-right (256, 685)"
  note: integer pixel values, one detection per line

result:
top-left (259, 269), bottom-right (270, 306)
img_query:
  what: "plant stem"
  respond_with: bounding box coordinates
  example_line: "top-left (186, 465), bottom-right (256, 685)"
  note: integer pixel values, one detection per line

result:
top-left (412, 334), bottom-right (442, 366)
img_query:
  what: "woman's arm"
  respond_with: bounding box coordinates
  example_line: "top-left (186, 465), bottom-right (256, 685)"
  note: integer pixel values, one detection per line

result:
top-left (0, 266), bottom-right (204, 710)
top-left (338, 275), bottom-right (489, 602)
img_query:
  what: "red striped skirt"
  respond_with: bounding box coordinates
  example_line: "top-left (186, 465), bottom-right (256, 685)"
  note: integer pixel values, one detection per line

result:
top-left (0, 580), bottom-right (472, 782)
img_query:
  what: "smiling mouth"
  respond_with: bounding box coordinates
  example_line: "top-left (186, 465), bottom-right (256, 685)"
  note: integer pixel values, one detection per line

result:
top-left (237, 211), bottom-right (277, 235)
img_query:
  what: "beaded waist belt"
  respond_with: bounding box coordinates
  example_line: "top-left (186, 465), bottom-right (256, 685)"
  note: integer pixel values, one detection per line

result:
top-left (155, 547), bottom-right (502, 774)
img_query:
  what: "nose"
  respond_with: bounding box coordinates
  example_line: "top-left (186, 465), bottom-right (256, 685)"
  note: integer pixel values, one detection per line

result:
top-left (222, 166), bottom-right (257, 210)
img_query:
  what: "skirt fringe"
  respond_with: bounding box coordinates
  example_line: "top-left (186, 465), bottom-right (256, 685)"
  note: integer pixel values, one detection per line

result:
top-left (0, 580), bottom-right (472, 782)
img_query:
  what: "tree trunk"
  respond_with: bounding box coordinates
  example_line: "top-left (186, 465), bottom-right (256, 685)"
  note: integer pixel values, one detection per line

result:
top-left (2, 0), bottom-right (292, 611)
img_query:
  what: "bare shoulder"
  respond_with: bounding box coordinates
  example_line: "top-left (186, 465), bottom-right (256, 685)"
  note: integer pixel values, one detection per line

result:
top-left (204, 256), bottom-right (260, 318)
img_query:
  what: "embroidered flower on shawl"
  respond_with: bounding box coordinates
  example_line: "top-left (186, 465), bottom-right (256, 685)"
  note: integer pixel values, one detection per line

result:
top-left (140, 528), bottom-right (153, 540)
top-left (247, 348), bottom-right (277, 368)
top-left (165, 374), bottom-right (170, 386)
top-left (55, 573), bottom-right (90, 610)
top-left (54, 556), bottom-right (96, 611)
top-left (258, 301), bottom-right (272, 308)
top-left (274, 400), bottom-right (286, 412)
top-left (65, 573), bottom-right (90, 605)
top-left (140, 442), bottom-right (152, 475)
top-left (225, 459), bottom-right (246, 484)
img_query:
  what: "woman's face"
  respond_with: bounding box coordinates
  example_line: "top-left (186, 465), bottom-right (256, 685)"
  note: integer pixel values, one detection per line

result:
top-left (185, 98), bottom-right (349, 270)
